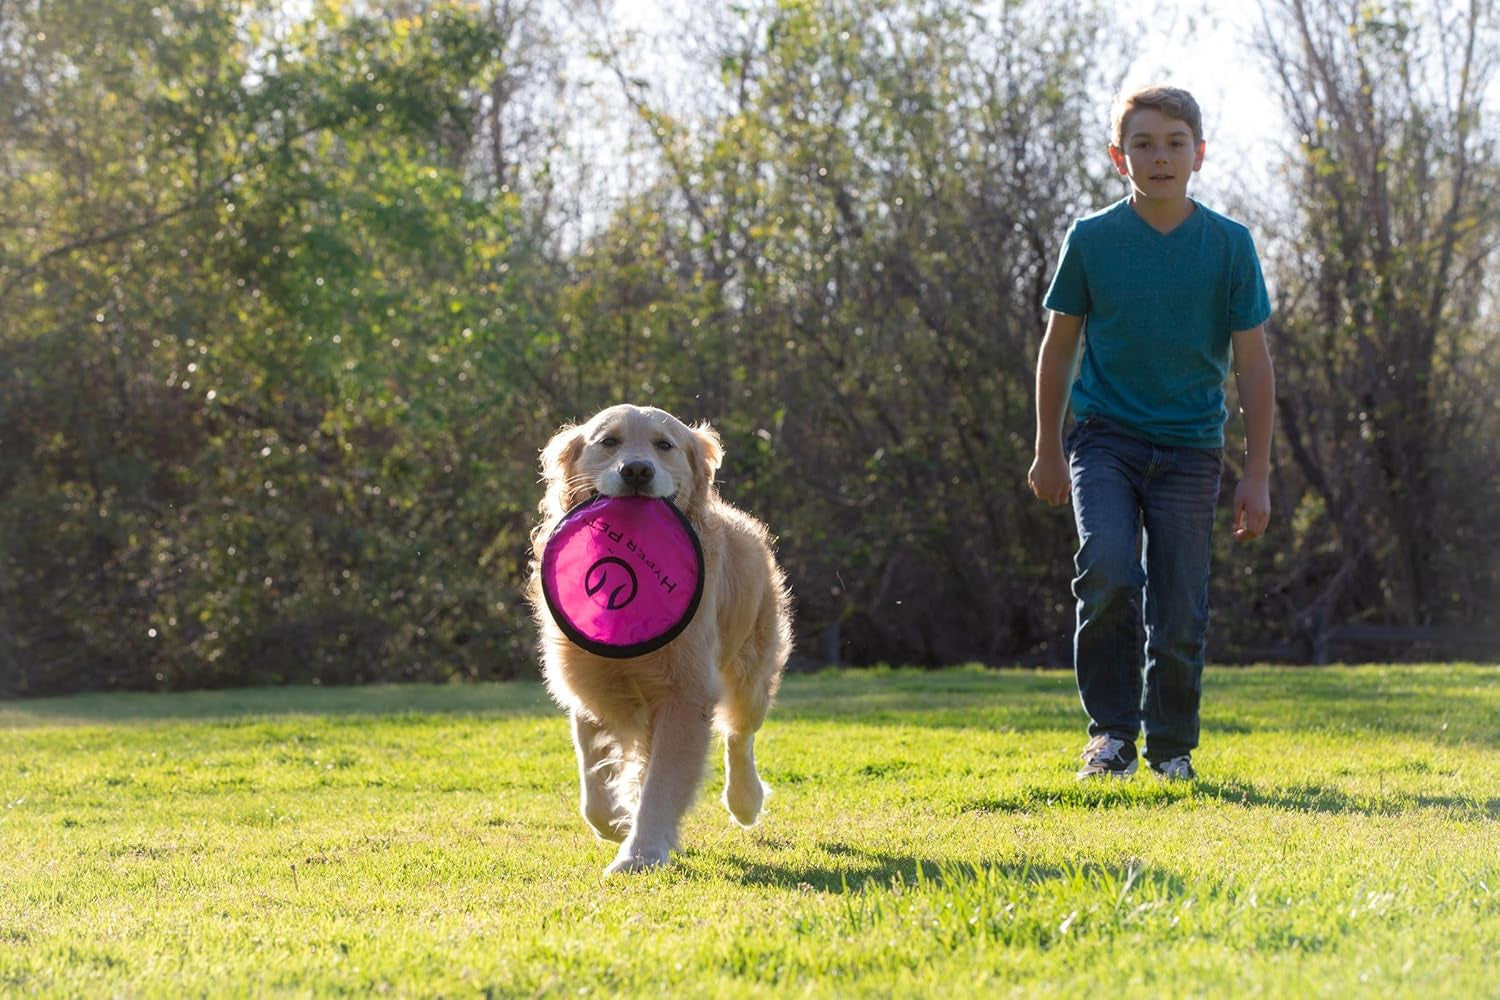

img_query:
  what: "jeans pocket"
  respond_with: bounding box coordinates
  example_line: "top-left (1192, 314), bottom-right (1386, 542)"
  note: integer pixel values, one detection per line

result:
top-left (1190, 445), bottom-right (1225, 476)
top-left (1064, 416), bottom-right (1095, 453)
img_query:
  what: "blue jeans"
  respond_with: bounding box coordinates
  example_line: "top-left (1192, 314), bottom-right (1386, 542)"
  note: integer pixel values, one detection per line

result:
top-left (1067, 417), bottom-right (1222, 763)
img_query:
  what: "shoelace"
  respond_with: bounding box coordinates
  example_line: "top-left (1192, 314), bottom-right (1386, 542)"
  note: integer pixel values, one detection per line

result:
top-left (1156, 755), bottom-right (1192, 777)
top-left (1081, 734), bottom-right (1128, 762)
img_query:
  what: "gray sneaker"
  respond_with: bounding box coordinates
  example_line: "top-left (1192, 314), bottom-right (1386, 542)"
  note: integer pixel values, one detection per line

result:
top-left (1149, 755), bottom-right (1196, 781)
top-left (1076, 734), bottom-right (1138, 780)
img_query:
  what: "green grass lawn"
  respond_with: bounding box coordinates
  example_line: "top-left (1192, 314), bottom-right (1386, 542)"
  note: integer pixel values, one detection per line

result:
top-left (2, 664), bottom-right (1496, 998)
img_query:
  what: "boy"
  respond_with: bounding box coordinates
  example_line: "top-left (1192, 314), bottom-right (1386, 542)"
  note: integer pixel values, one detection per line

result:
top-left (1027, 85), bottom-right (1275, 781)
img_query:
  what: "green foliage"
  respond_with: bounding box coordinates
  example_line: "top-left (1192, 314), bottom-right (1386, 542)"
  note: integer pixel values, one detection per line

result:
top-left (3, 0), bottom-right (1497, 694)
top-left (557, 0), bottom-right (1122, 665)
top-left (1, 665), bottom-right (1496, 995)
top-left (0, 0), bottom-right (558, 693)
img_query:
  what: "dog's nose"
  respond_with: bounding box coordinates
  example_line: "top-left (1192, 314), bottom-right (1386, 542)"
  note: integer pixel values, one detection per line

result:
top-left (619, 460), bottom-right (655, 491)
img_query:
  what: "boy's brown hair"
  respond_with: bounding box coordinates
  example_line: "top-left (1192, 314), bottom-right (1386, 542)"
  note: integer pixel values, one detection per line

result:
top-left (1111, 85), bottom-right (1204, 147)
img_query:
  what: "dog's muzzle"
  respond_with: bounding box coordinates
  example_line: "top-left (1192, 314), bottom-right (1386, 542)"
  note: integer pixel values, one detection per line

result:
top-left (619, 459), bottom-right (655, 494)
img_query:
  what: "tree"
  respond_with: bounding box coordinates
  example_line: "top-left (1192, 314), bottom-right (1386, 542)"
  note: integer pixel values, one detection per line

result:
top-left (0, 0), bottom-right (563, 694)
top-left (1253, 0), bottom-right (1500, 650)
top-left (557, 0), bottom-right (1124, 664)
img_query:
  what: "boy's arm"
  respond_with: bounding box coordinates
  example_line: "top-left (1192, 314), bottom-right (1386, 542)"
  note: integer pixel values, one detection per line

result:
top-left (1230, 324), bottom-right (1275, 540)
top-left (1028, 311), bottom-right (1084, 506)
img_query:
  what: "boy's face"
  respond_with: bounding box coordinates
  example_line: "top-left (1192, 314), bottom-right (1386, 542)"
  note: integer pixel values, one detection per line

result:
top-left (1108, 107), bottom-right (1205, 203)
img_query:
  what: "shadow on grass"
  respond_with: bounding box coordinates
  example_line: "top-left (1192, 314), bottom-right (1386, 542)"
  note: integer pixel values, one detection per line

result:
top-left (698, 841), bottom-right (950, 892)
top-left (0, 682), bottom-right (557, 727)
top-left (958, 780), bottom-right (1499, 820)
top-left (703, 842), bottom-right (1194, 898)
top-left (1192, 779), bottom-right (1500, 819)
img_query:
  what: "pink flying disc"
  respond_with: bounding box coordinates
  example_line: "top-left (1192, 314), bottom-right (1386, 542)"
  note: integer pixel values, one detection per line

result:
top-left (540, 495), bottom-right (705, 658)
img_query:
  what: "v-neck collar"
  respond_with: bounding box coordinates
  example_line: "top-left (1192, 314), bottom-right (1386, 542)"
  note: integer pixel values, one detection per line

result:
top-left (1124, 197), bottom-right (1200, 238)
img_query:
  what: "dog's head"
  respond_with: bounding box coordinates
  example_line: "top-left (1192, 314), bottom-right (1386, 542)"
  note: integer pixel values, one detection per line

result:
top-left (539, 404), bottom-right (724, 523)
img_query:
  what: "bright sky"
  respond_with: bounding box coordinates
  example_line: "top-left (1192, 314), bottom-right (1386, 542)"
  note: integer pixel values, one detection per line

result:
top-left (590, 0), bottom-right (1288, 207)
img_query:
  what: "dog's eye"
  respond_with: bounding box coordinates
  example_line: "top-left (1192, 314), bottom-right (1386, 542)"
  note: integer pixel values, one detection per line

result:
top-left (654, 439), bottom-right (675, 452)
top-left (598, 436), bottom-right (619, 449)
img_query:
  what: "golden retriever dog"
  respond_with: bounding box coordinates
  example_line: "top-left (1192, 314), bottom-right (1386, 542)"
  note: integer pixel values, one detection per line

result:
top-left (528, 404), bottom-right (792, 875)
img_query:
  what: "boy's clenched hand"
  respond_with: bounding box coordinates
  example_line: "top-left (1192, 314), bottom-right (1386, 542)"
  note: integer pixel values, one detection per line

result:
top-left (1232, 474), bottom-right (1270, 540)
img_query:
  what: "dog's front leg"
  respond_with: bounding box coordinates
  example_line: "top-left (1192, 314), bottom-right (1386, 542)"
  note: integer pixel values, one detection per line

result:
top-left (605, 697), bottom-right (713, 875)
top-left (572, 711), bottom-right (629, 842)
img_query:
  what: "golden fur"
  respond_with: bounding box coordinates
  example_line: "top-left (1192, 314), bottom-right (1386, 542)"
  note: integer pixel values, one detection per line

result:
top-left (528, 404), bottom-right (792, 874)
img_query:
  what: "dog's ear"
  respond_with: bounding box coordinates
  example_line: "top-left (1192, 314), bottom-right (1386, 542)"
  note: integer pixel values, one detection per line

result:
top-left (540, 423), bottom-right (583, 481)
top-left (689, 421), bottom-right (724, 502)
top-left (539, 423), bottom-right (585, 512)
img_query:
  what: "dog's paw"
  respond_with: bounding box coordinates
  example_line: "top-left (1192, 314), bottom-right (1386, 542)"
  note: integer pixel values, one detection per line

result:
top-left (605, 839), bottom-right (671, 875)
top-left (586, 818), bottom-right (631, 843)
top-left (723, 778), bottom-right (769, 828)
top-left (582, 806), bottom-right (631, 843)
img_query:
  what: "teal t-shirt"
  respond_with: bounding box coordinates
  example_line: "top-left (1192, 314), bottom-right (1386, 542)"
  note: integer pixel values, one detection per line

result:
top-left (1043, 198), bottom-right (1272, 449)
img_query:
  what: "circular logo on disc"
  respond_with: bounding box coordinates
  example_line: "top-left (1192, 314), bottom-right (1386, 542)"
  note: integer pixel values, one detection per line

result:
top-left (584, 556), bottom-right (638, 610)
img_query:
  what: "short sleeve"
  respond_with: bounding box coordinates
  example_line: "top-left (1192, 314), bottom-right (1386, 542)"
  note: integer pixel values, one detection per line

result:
top-left (1043, 221), bottom-right (1090, 317)
top-left (1229, 230), bottom-right (1272, 332)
